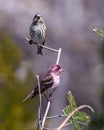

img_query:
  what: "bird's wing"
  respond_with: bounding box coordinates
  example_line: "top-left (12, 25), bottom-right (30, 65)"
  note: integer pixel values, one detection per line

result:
top-left (22, 74), bottom-right (53, 102)
top-left (32, 74), bottom-right (54, 96)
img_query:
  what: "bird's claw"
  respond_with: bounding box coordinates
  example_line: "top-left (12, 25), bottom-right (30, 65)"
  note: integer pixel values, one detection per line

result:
top-left (42, 94), bottom-right (52, 103)
top-left (29, 40), bottom-right (33, 44)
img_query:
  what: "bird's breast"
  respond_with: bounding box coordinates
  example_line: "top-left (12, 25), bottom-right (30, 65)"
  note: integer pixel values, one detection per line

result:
top-left (52, 75), bottom-right (60, 89)
top-left (30, 24), bottom-right (46, 44)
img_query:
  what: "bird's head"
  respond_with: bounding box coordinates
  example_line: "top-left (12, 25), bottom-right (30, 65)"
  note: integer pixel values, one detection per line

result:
top-left (48, 64), bottom-right (63, 76)
top-left (32, 14), bottom-right (44, 24)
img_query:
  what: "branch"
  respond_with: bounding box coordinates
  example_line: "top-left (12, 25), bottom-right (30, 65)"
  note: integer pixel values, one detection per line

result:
top-left (41, 100), bottom-right (51, 129)
top-left (46, 114), bottom-right (65, 119)
top-left (56, 48), bottom-right (61, 64)
top-left (25, 37), bottom-right (58, 53)
top-left (36, 75), bottom-right (42, 115)
top-left (36, 75), bottom-right (42, 130)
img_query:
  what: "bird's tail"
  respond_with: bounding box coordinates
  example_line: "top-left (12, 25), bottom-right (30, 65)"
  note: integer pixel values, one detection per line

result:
top-left (37, 45), bottom-right (43, 55)
top-left (22, 88), bottom-right (38, 102)
top-left (22, 93), bottom-right (32, 102)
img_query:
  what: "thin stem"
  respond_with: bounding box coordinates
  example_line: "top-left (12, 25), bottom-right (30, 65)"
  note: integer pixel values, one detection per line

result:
top-left (41, 45), bottom-right (58, 53)
top-left (36, 75), bottom-right (42, 110)
top-left (41, 100), bottom-right (51, 129)
top-left (46, 114), bottom-right (65, 119)
top-left (57, 105), bottom-right (94, 130)
top-left (36, 75), bottom-right (42, 130)
top-left (25, 37), bottom-right (58, 53)
top-left (38, 107), bottom-right (42, 130)
top-left (56, 48), bottom-right (62, 64)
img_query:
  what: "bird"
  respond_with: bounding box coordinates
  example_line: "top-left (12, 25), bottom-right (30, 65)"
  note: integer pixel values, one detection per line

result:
top-left (23, 64), bottom-right (63, 102)
top-left (29, 14), bottom-right (46, 55)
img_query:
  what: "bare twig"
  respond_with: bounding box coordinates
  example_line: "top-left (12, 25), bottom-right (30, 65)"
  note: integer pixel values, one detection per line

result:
top-left (38, 107), bottom-right (42, 129)
top-left (46, 114), bottom-right (65, 119)
top-left (42, 100), bottom-right (51, 129)
top-left (36, 75), bottom-right (42, 114)
top-left (36, 75), bottom-right (42, 130)
top-left (57, 105), bottom-right (94, 130)
top-left (25, 37), bottom-right (58, 53)
top-left (56, 48), bottom-right (61, 64)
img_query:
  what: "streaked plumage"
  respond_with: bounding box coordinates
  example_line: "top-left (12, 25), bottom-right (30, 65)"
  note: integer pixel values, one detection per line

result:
top-left (29, 14), bottom-right (46, 55)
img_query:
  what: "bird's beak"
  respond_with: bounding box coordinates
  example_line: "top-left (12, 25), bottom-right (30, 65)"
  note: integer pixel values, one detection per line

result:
top-left (59, 68), bottom-right (64, 72)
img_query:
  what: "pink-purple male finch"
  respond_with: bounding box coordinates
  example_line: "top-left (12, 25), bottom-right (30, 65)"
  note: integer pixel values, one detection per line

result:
top-left (23, 64), bottom-right (63, 102)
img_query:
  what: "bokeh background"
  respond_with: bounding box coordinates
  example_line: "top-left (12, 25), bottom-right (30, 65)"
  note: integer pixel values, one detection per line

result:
top-left (0, 0), bottom-right (104, 130)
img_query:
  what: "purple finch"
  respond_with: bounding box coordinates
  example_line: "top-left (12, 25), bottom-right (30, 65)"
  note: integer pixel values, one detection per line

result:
top-left (29, 14), bottom-right (46, 55)
top-left (23, 64), bottom-right (63, 102)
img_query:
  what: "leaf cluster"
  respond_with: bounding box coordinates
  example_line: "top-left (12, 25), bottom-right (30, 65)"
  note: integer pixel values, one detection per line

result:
top-left (63, 91), bottom-right (91, 130)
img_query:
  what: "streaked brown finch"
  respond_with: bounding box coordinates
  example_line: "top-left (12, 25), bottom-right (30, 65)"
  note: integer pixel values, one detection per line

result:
top-left (29, 14), bottom-right (46, 55)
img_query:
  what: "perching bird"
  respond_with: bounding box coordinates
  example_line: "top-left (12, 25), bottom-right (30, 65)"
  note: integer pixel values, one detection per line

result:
top-left (29, 14), bottom-right (46, 55)
top-left (23, 64), bottom-right (63, 102)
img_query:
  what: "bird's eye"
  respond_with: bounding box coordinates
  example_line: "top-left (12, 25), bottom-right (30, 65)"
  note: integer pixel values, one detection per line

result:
top-left (33, 15), bottom-right (40, 21)
top-left (36, 16), bottom-right (40, 19)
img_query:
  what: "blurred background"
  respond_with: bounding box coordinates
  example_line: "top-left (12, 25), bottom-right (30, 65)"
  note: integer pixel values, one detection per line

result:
top-left (0, 0), bottom-right (104, 130)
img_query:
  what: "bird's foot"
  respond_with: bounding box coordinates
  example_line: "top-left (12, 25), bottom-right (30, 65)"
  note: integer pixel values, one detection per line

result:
top-left (29, 40), bottom-right (33, 44)
top-left (42, 94), bottom-right (52, 103)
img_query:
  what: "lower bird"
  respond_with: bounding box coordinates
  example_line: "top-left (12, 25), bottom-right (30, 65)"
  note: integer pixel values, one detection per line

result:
top-left (29, 14), bottom-right (46, 55)
top-left (23, 64), bottom-right (63, 102)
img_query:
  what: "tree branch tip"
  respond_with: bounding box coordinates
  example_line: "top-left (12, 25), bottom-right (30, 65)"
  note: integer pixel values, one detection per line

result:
top-left (83, 105), bottom-right (95, 113)
top-left (36, 75), bottom-right (39, 78)
top-left (25, 37), bottom-right (29, 41)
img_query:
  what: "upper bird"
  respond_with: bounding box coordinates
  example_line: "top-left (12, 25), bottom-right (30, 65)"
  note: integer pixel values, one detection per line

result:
top-left (29, 14), bottom-right (46, 55)
top-left (23, 64), bottom-right (63, 102)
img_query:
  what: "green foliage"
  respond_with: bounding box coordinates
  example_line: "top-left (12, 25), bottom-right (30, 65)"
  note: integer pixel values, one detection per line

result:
top-left (63, 91), bottom-right (91, 130)
top-left (93, 28), bottom-right (104, 39)
top-left (72, 119), bottom-right (81, 130)
top-left (0, 31), bottom-right (37, 130)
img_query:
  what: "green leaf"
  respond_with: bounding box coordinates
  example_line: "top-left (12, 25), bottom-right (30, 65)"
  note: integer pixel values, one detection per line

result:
top-left (72, 118), bottom-right (82, 130)
top-left (67, 91), bottom-right (77, 111)
top-left (63, 105), bottom-right (71, 116)
top-left (63, 91), bottom-right (77, 116)
top-left (73, 111), bottom-right (91, 124)
top-left (93, 28), bottom-right (104, 39)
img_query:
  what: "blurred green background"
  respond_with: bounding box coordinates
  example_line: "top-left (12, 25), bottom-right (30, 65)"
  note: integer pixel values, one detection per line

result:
top-left (0, 31), bottom-right (38, 130)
